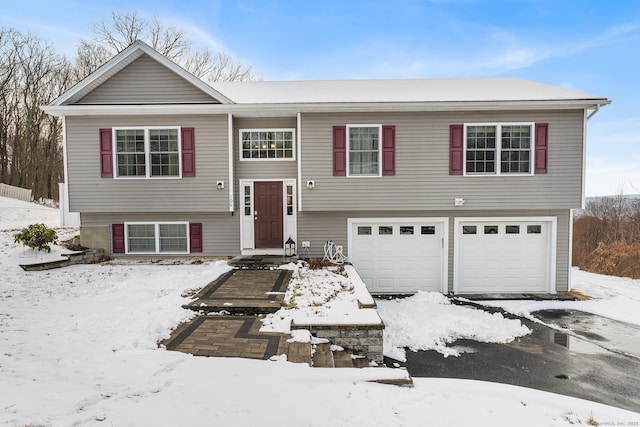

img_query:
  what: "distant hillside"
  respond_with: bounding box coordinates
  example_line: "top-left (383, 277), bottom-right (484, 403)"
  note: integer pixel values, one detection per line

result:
top-left (576, 194), bottom-right (640, 216)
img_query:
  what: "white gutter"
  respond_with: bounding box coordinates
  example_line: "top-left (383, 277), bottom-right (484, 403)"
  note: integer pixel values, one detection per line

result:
top-left (228, 113), bottom-right (234, 212)
top-left (297, 112), bottom-right (303, 212)
top-left (41, 99), bottom-right (612, 117)
top-left (586, 104), bottom-right (601, 120)
top-left (581, 103), bottom-right (607, 208)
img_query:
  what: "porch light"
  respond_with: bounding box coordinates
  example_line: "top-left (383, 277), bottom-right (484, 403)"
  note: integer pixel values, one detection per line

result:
top-left (217, 181), bottom-right (224, 190)
top-left (285, 237), bottom-right (296, 257)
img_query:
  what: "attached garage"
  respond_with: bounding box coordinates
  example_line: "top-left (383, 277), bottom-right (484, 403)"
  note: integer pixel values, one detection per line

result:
top-left (454, 217), bottom-right (556, 294)
top-left (348, 218), bottom-right (448, 294)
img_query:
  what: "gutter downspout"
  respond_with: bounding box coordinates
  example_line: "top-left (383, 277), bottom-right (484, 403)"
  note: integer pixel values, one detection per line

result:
top-left (573, 102), bottom-right (605, 290)
top-left (228, 113), bottom-right (234, 212)
top-left (586, 104), bottom-right (601, 121)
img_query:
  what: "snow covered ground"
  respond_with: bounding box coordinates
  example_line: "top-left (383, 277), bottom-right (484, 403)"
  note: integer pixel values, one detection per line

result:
top-left (1, 196), bottom-right (638, 426)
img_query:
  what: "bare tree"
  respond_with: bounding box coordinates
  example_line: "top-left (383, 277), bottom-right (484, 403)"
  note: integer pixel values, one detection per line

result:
top-left (73, 39), bottom-right (111, 82)
top-left (77, 10), bottom-right (257, 82)
top-left (0, 29), bottom-right (71, 200)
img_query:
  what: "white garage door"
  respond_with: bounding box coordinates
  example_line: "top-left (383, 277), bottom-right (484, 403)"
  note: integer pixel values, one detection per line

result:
top-left (455, 218), bottom-right (555, 294)
top-left (348, 218), bottom-right (447, 294)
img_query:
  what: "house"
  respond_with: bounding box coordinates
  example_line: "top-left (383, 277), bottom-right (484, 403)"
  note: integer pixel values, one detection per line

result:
top-left (43, 40), bottom-right (610, 295)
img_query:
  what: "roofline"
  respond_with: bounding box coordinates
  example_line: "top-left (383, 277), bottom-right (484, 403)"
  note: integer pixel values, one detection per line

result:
top-left (42, 99), bottom-right (611, 117)
top-left (49, 40), bottom-right (234, 106)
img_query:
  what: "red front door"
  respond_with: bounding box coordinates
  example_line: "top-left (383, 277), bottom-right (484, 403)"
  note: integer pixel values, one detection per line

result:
top-left (254, 181), bottom-right (283, 249)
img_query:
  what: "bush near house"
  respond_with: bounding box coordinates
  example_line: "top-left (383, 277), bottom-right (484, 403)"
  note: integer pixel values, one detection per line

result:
top-left (573, 194), bottom-right (640, 279)
top-left (14, 223), bottom-right (58, 253)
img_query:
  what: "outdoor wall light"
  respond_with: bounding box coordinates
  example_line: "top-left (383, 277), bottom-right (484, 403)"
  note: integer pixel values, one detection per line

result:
top-left (285, 236), bottom-right (296, 257)
top-left (454, 198), bottom-right (465, 206)
top-left (217, 181), bottom-right (224, 190)
top-left (306, 180), bottom-right (315, 189)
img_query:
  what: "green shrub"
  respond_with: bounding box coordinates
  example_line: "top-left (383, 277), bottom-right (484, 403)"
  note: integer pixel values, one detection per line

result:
top-left (14, 223), bottom-right (58, 252)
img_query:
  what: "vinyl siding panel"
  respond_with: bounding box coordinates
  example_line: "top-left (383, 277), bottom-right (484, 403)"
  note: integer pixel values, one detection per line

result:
top-left (297, 209), bottom-right (570, 292)
top-left (66, 115), bottom-right (229, 212)
top-left (76, 54), bottom-right (218, 104)
top-left (81, 212), bottom-right (239, 256)
top-left (300, 110), bottom-right (584, 211)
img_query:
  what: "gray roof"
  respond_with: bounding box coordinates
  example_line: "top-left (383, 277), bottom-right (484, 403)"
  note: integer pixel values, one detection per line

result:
top-left (211, 78), bottom-right (607, 104)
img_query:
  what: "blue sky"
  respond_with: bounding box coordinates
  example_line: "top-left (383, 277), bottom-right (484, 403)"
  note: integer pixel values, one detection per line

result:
top-left (2, 0), bottom-right (638, 196)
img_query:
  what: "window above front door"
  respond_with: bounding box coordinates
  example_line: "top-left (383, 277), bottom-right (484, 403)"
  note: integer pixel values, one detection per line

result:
top-left (239, 129), bottom-right (295, 160)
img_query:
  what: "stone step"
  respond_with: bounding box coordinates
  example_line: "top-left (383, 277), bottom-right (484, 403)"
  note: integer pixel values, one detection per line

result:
top-left (182, 300), bottom-right (282, 315)
top-left (286, 341), bottom-right (312, 365)
top-left (312, 343), bottom-right (335, 368)
top-left (332, 348), bottom-right (355, 368)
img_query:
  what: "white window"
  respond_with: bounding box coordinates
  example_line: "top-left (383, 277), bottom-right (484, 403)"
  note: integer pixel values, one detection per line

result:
top-left (114, 127), bottom-right (181, 178)
top-left (347, 125), bottom-right (381, 176)
top-left (240, 129), bottom-right (295, 160)
top-left (286, 185), bottom-right (294, 216)
top-left (126, 222), bottom-right (189, 254)
top-left (465, 123), bottom-right (533, 175)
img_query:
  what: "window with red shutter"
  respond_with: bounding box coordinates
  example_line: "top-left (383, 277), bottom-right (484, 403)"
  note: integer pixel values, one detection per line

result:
top-left (189, 223), bottom-right (203, 253)
top-left (534, 123), bottom-right (548, 174)
top-left (100, 128), bottom-right (113, 178)
top-left (382, 125), bottom-right (395, 176)
top-left (181, 127), bottom-right (195, 177)
top-left (333, 126), bottom-right (346, 176)
top-left (449, 124), bottom-right (464, 175)
top-left (112, 224), bottom-right (125, 253)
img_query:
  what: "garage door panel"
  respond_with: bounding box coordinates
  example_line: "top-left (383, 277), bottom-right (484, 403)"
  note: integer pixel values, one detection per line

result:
top-left (457, 220), bottom-right (552, 294)
top-left (350, 219), bottom-right (445, 294)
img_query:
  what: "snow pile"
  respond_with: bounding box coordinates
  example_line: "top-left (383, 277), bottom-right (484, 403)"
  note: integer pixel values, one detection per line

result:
top-left (262, 263), bottom-right (380, 334)
top-left (377, 292), bottom-right (531, 361)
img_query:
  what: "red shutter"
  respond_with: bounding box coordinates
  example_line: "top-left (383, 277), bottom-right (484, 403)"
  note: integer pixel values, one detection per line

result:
top-left (534, 123), bottom-right (548, 174)
top-left (333, 126), bottom-right (347, 176)
top-left (450, 124), bottom-right (464, 175)
top-left (181, 127), bottom-right (195, 177)
top-left (112, 224), bottom-right (125, 254)
top-left (100, 128), bottom-right (113, 178)
top-left (190, 223), bottom-right (203, 253)
top-left (382, 125), bottom-right (395, 176)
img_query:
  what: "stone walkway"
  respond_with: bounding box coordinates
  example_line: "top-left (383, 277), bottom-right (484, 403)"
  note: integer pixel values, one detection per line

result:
top-left (162, 264), bottom-right (370, 367)
top-left (182, 269), bottom-right (291, 314)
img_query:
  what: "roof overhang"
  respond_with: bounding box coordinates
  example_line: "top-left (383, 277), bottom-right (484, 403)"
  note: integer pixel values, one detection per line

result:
top-left (42, 99), bottom-right (612, 118)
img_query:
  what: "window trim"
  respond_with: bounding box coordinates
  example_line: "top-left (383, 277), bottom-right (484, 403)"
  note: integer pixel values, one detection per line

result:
top-left (346, 124), bottom-right (383, 177)
top-left (113, 126), bottom-right (182, 179)
top-left (463, 122), bottom-right (535, 177)
top-left (124, 221), bottom-right (190, 254)
top-left (239, 128), bottom-right (296, 161)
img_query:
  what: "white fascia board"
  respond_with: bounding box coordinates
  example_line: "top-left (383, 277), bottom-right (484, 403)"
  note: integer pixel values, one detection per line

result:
top-left (48, 41), bottom-right (233, 107)
top-left (41, 99), bottom-right (611, 118)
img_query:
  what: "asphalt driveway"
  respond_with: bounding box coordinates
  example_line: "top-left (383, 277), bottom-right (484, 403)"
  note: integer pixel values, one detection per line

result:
top-left (388, 309), bottom-right (640, 413)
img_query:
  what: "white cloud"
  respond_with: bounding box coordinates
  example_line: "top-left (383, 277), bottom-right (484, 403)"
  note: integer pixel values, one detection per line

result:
top-left (353, 21), bottom-right (640, 79)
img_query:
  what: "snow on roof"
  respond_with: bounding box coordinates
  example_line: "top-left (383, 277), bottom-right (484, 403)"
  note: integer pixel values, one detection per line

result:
top-left (211, 77), bottom-right (608, 104)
